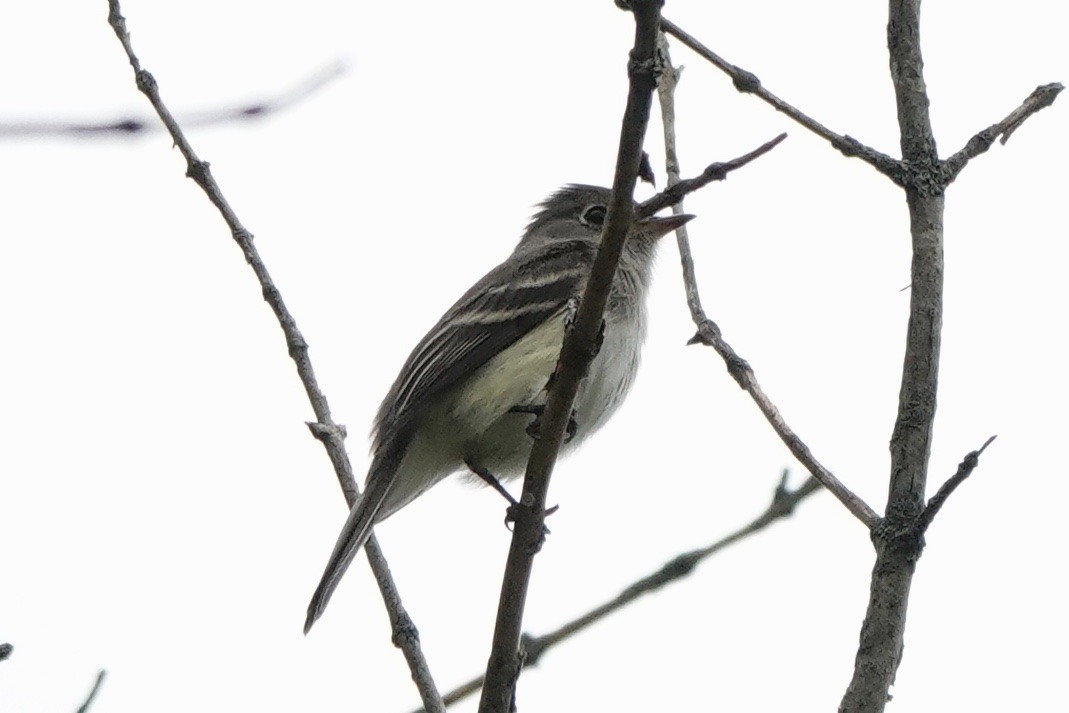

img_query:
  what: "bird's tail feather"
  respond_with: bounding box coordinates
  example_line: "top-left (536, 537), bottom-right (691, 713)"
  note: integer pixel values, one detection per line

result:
top-left (304, 457), bottom-right (396, 634)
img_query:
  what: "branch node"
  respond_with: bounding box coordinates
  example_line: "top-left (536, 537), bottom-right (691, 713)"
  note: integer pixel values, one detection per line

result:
top-left (731, 66), bottom-right (761, 93)
top-left (306, 421), bottom-right (348, 442)
top-left (831, 135), bottom-right (864, 158)
top-left (185, 159), bottom-right (211, 184)
top-left (871, 502), bottom-right (924, 561)
top-left (135, 69), bottom-right (155, 94)
top-left (662, 551), bottom-right (699, 579)
top-left (391, 611), bottom-right (422, 649)
top-left (628, 55), bottom-right (660, 80)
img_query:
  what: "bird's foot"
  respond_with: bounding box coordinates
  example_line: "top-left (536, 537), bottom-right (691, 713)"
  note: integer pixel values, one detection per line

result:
top-left (505, 500), bottom-right (559, 551)
top-left (509, 404), bottom-right (578, 443)
top-left (467, 459), bottom-right (557, 546)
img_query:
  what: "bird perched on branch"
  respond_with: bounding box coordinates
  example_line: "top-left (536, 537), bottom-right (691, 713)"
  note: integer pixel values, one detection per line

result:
top-left (305, 184), bottom-right (693, 632)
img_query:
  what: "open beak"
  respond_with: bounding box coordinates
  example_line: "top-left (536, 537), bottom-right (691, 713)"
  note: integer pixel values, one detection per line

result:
top-left (637, 212), bottom-right (695, 238)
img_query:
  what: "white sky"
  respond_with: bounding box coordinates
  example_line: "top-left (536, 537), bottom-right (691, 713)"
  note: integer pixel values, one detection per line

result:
top-left (2, 1), bottom-right (1066, 711)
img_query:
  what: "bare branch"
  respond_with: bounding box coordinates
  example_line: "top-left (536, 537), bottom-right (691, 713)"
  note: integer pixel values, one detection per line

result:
top-left (76, 670), bottom-right (106, 713)
top-left (421, 39), bottom-right (815, 712)
top-left (841, 1), bottom-right (943, 710)
top-left (660, 17), bottom-right (903, 179)
top-left (690, 324), bottom-right (879, 529)
top-left (654, 33), bottom-right (710, 334)
top-left (651, 31), bottom-right (874, 529)
top-left (0, 62), bottom-right (347, 139)
top-left (476, 2), bottom-right (665, 711)
top-left (104, 3), bottom-right (443, 711)
top-left (943, 83), bottom-right (1063, 180)
top-left (918, 436), bottom-right (997, 531)
top-left (661, 18), bottom-right (1060, 197)
top-left (416, 472), bottom-right (821, 712)
top-left (637, 133), bottom-right (788, 218)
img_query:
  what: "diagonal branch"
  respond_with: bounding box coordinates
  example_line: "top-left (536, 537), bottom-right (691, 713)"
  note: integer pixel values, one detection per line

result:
top-left (654, 32), bottom-right (877, 530)
top-left (943, 83), bottom-right (1063, 180)
top-left (104, 3), bottom-right (444, 711)
top-left (415, 472), bottom-right (820, 712)
top-left (686, 323), bottom-right (878, 529)
top-left (476, 2), bottom-right (665, 711)
top-left (660, 17), bottom-right (903, 180)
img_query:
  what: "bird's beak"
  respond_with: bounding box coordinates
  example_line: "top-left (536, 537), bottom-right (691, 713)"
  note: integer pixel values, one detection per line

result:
top-left (637, 212), bottom-right (695, 238)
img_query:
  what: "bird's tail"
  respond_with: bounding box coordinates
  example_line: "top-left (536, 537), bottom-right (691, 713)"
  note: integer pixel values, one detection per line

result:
top-left (304, 449), bottom-right (399, 634)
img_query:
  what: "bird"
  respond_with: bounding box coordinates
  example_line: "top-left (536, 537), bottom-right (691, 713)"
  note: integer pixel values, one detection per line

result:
top-left (305, 184), bottom-right (693, 632)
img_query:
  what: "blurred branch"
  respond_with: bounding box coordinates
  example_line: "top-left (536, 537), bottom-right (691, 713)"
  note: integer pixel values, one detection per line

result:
top-left (0, 61), bottom-right (347, 139)
top-left (0, 643), bottom-right (11, 662)
top-left (76, 670), bottom-right (106, 713)
top-left (416, 471), bottom-right (820, 712)
top-left (104, 3), bottom-right (444, 711)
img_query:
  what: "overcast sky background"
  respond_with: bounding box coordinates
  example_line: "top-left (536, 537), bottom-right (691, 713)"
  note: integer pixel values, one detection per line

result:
top-left (2, 1), bottom-right (1066, 711)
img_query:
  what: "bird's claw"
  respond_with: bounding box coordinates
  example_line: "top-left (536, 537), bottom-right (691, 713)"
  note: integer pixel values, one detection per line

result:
top-left (510, 404), bottom-right (578, 443)
top-left (504, 502), bottom-right (558, 551)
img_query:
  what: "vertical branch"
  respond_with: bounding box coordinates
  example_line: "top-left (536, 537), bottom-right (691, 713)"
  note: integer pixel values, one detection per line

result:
top-left (840, 2), bottom-right (944, 711)
top-left (886, 0), bottom-right (942, 511)
top-left (476, 2), bottom-right (664, 711)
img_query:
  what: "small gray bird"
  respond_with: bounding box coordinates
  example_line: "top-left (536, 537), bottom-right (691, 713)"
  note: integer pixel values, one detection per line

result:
top-left (305, 185), bottom-right (692, 632)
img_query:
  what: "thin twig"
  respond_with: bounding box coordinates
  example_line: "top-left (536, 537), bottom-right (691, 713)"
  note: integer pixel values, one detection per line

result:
top-left (0, 61), bottom-right (347, 139)
top-left (476, 2), bottom-right (664, 711)
top-left (414, 472), bottom-right (819, 712)
top-left (75, 670), bottom-right (106, 713)
top-left (637, 133), bottom-right (788, 219)
top-left (653, 30), bottom-right (875, 530)
top-left (654, 32), bottom-right (709, 332)
top-left (690, 321), bottom-right (879, 529)
top-left (660, 17), bottom-right (903, 180)
top-left (943, 83), bottom-right (1063, 180)
top-left (918, 436), bottom-right (996, 531)
top-left (104, 3), bottom-right (444, 711)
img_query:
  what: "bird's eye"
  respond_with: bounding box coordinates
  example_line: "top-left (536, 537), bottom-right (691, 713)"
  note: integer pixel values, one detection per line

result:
top-left (580, 205), bottom-right (607, 227)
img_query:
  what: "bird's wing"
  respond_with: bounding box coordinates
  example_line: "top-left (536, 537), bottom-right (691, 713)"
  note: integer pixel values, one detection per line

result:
top-left (373, 239), bottom-right (596, 448)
